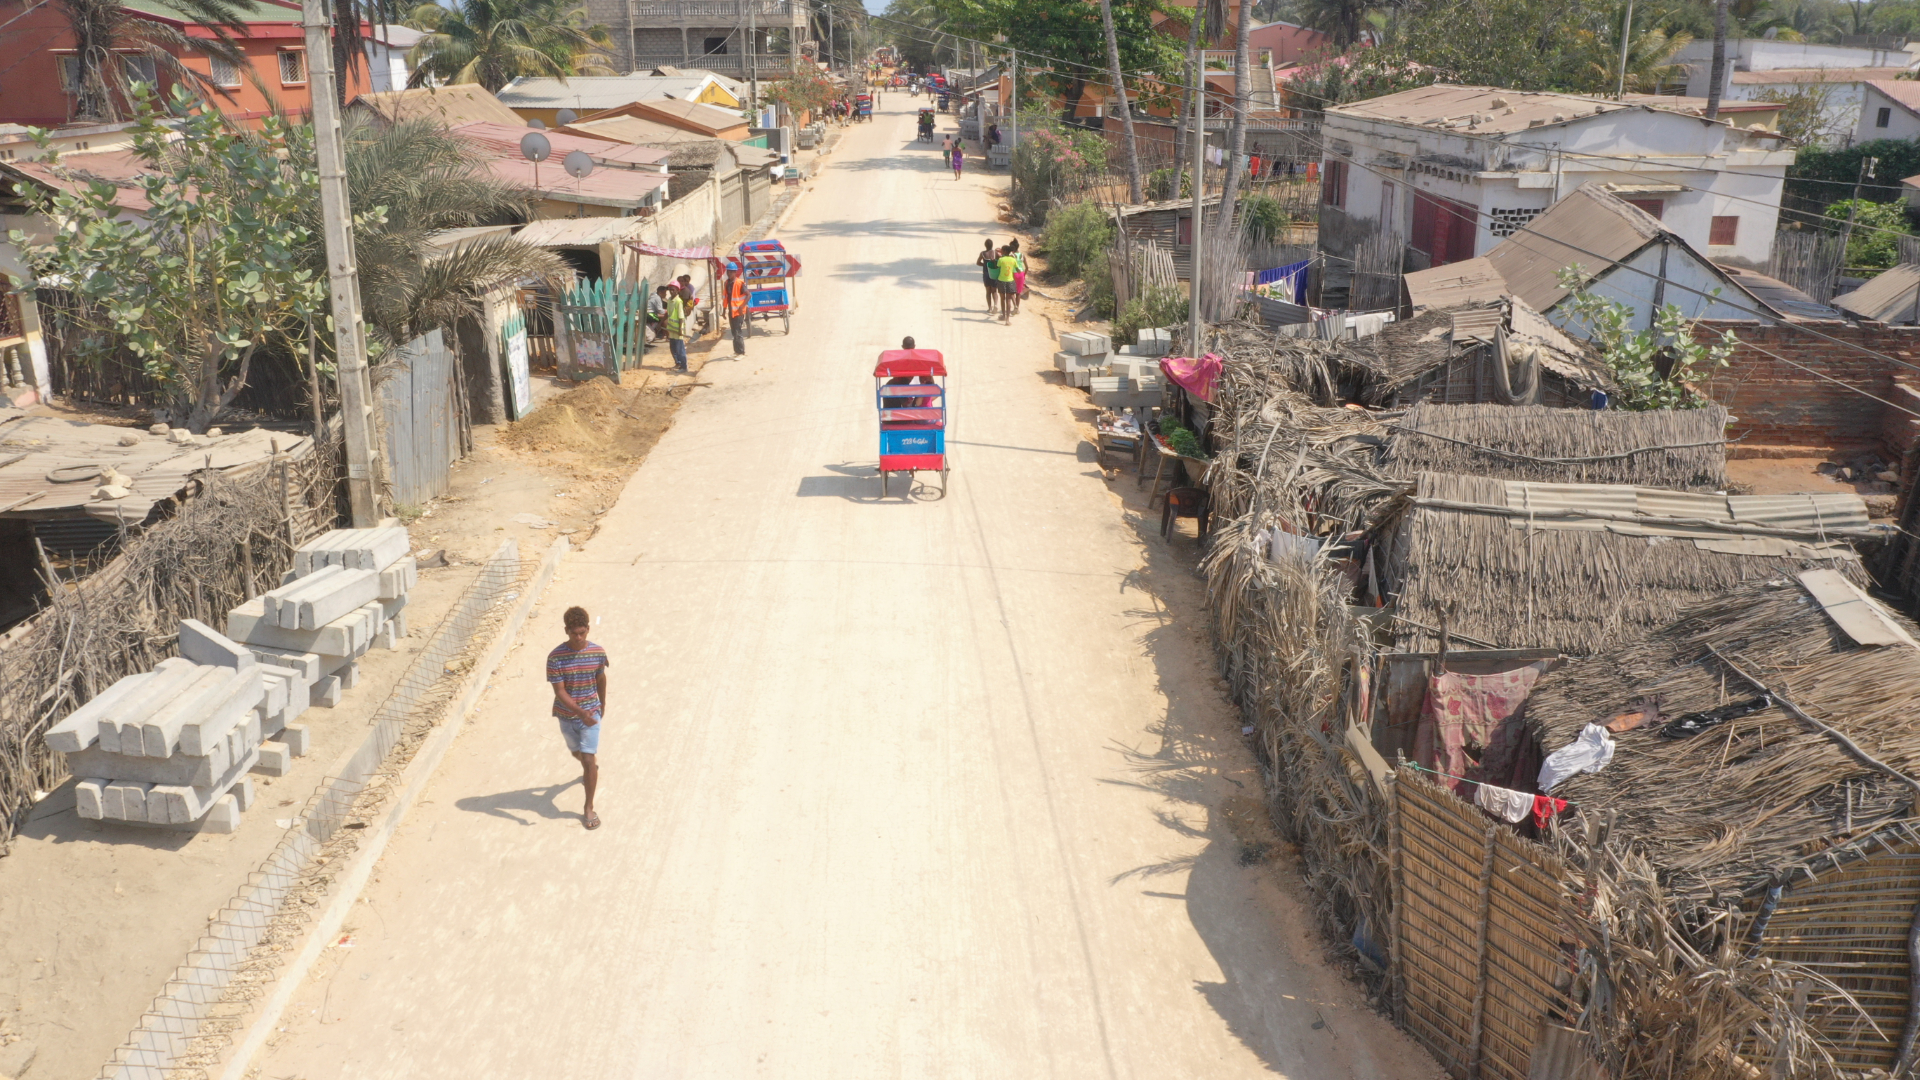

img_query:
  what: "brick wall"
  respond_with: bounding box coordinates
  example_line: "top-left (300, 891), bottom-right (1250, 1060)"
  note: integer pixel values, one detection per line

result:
top-left (1692, 320), bottom-right (1920, 453)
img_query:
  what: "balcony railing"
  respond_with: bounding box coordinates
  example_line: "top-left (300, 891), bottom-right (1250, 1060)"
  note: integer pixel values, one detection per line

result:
top-left (632, 50), bottom-right (799, 77)
top-left (631, 0), bottom-right (794, 20)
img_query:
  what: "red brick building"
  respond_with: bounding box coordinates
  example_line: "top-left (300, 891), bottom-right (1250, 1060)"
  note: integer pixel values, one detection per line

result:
top-left (0, 0), bottom-right (374, 129)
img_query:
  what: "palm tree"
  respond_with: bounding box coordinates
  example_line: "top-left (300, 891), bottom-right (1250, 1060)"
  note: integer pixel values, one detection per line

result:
top-left (405, 0), bottom-right (614, 94)
top-left (55, 0), bottom-right (256, 123)
top-left (1217, 0), bottom-right (1252, 236)
top-left (1094, 0), bottom-right (1143, 203)
top-left (295, 116), bottom-right (568, 350)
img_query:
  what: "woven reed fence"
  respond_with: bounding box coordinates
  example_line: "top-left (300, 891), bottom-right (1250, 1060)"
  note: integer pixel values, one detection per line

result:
top-left (0, 429), bottom-right (340, 852)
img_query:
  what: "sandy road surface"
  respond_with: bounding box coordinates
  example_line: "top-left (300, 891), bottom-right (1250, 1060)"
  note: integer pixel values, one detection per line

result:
top-left (247, 98), bottom-right (1439, 1079)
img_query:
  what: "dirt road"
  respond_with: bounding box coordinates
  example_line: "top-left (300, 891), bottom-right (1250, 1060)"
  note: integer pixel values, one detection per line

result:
top-left (248, 98), bottom-right (1439, 1079)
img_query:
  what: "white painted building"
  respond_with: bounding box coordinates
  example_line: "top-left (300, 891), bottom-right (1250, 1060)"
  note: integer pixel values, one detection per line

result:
top-left (365, 24), bottom-right (424, 93)
top-left (1318, 84), bottom-right (1794, 296)
top-left (1674, 38), bottom-right (1918, 146)
top-left (1855, 79), bottom-right (1920, 143)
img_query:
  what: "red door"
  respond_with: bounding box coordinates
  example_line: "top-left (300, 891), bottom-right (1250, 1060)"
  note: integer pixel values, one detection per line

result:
top-left (1412, 191), bottom-right (1479, 266)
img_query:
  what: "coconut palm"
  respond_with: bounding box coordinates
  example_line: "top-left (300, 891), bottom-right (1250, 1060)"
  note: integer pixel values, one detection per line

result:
top-left (404, 0), bottom-right (614, 94)
top-left (54, 0), bottom-right (256, 123)
top-left (294, 116), bottom-right (569, 350)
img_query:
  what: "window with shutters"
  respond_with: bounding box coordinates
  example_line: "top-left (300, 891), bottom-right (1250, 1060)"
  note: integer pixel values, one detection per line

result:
top-left (1709, 215), bottom-right (1739, 246)
top-left (57, 55), bottom-right (80, 93)
top-left (1624, 198), bottom-right (1663, 220)
top-left (210, 56), bottom-right (241, 87)
top-left (1878, 106), bottom-right (1892, 128)
top-left (278, 50), bottom-right (305, 85)
top-left (1320, 159), bottom-right (1347, 209)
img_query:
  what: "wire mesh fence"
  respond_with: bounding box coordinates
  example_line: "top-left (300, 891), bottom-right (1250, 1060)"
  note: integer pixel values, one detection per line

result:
top-left (95, 540), bottom-right (526, 1080)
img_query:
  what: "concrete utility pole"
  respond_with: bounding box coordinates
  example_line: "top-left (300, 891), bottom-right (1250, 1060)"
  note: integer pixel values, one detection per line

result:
top-left (1615, 0), bottom-right (1634, 99)
top-left (300, 0), bottom-right (379, 526)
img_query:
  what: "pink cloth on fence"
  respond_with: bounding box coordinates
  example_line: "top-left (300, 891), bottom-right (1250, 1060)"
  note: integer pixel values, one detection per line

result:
top-left (1159, 354), bottom-right (1224, 402)
top-left (1412, 663), bottom-right (1549, 799)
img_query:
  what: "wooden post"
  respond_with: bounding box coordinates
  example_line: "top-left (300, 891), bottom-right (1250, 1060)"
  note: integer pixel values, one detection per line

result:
top-left (240, 535), bottom-right (256, 599)
top-left (1465, 824), bottom-right (1498, 1079)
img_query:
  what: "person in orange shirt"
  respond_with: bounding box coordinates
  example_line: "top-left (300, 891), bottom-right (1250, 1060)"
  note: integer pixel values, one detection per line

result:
top-left (723, 263), bottom-right (749, 356)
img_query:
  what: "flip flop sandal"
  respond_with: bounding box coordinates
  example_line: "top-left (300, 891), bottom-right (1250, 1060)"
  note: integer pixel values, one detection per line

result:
top-left (584, 811), bottom-right (601, 830)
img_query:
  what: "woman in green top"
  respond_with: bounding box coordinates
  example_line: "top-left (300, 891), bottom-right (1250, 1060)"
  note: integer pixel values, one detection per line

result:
top-left (994, 247), bottom-right (1019, 324)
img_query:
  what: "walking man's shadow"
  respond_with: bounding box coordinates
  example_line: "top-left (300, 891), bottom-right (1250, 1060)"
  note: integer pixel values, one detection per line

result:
top-left (455, 780), bottom-right (581, 826)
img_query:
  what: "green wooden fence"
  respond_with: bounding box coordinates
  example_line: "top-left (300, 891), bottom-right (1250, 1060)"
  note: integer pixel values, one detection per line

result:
top-left (562, 278), bottom-right (649, 373)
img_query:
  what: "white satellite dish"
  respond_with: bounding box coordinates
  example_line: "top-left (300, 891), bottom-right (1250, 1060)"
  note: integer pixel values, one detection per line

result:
top-left (556, 108), bottom-right (578, 126)
top-left (527, 118), bottom-right (547, 129)
top-left (563, 149), bottom-right (595, 179)
top-left (520, 132), bottom-right (551, 161)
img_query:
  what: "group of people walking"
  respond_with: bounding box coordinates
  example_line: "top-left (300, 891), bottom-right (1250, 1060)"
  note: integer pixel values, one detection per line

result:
top-left (940, 135), bottom-right (965, 180)
top-left (977, 239), bottom-right (1027, 324)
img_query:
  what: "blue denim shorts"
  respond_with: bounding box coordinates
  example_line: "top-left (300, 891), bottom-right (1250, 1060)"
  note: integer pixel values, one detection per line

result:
top-left (558, 714), bottom-right (601, 755)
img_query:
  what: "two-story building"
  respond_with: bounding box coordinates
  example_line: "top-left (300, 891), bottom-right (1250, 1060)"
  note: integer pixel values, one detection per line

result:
top-left (1317, 84), bottom-right (1794, 305)
top-left (0, 0), bottom-right (388, 129)
top-left (577, 0), bottom-right (807, 81)
top-left (1675, 38), bottom-right (1918, 146)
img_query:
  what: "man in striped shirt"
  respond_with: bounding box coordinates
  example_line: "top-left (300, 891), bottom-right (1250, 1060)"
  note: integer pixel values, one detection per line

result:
top-left (548, 605), bottom-right (610, 830)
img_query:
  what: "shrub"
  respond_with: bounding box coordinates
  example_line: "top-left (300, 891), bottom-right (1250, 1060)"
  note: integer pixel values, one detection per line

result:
top-left (1145, 166), bottom-right (1189, 202)
top-left (1010, 114), bottom-right (1111, 224)
top-left (1114, 283), bottom-right (1185, 345)
top-left (1040, 200), bottom-right (1112, 280)
top-left (1241, 192), bottom-right (1288, 243)
top-left (1823, 198), bottom-right (1914, 268)
top-left (1084, 250), bottom-right (1116, 318)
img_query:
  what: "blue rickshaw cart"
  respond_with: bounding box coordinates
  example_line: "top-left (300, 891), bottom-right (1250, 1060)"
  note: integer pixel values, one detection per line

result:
top-left (723, 240), bottom-right (801, 334)
top-left (875, 349), bottom-right (948, 499)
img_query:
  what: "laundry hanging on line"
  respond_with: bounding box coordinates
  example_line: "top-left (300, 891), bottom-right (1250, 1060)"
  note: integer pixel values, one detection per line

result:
top-left (1475, 782), bottom-right (1532, 824)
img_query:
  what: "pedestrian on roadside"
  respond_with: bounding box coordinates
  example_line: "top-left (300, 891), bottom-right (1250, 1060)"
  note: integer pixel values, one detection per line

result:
top-left (646, 285), bottom-right (668, 341)
top-left (976, 238), bottom-right (999, 316)
top-left (1008, 238), bottom-right (1028, 317)
top-left (548, 606), bottom-right (609, 831)
top-left (993, 244), bottom-right (1018, 323)
top-left (942, 134), bottom-right (953, 157)
top-left (951, 140), bottom-right (964, 180)
top-left (723, 262), bottom-right (749, 356)
top-left (663, 286), bottom-right (689, 372)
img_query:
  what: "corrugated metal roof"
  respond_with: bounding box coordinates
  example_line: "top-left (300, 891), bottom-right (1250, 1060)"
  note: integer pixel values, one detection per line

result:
top-left (1731, 66), bottom-right (1910, 84)
top-left (349, 84), bottom-right (525, 128)
top-left (1447, 306), bottom-right (1502, 344)
top-left (1832, 263), bottom-right (1920, 323)
top-left (480, 158), bottom-right (668, 208)
top-left (1406, 256), bottom-right (1507, 311)
top-left (1485, 186), bottom-right (1663, 312)
top-left (497, 75), bottom-right (718, 111)
top-left (1799, 567), bottom-right (1920, 648)
top-left (453, 122), bottom-right (670, 168)
top-left (1492, 481), bottom-right (1870, 545)
top-left (513, 216), bottom-right (648, 247)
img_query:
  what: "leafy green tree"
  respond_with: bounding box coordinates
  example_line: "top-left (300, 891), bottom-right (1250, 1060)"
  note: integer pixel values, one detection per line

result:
top-left (295, 116), bottom-right (567, 351)
top-left (1281, 49), bottom-right (1434, 117)
top-left (1040, 200), bottom-right (1113, 279)
top-left (765, 70), bottom-right (838, 115)
top-left (1556, 268), bottom-right (1737, 410)
top-left (11, 87), bottom-right (325, 432)
top-left (405, 0), bottom-right (614, 93)
top-left (1388, 0), bottom-right (1594, 90)
top-left (54, 0), bottom-right (255, 122)
top-left (1785, 139), bottom-right (1920, 216)
top-left (993, 0), bottom-right (1183, 119)
top-left (1825, 198), bottom-right (1915, 268)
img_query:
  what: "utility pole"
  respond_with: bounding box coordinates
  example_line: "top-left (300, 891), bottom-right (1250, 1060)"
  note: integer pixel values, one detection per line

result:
top-left (1843, 156), bottom-right (1879, 268)
top-left (826, 0), bottom-right (834, 73)
top-left (1615, 0), bottom-right (1634, 99)
top-left (1187, 12), bottom-right (1207, 357)
top-left (747, 0), bottom-right (757, 117)
top-left (300, 0), bottom-right (378, 526)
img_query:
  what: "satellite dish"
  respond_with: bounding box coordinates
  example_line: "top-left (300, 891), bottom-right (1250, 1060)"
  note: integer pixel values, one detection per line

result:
top-left (563, 149), bottom-right (595, 179)
top-left (556, 108), bottom-right (578, 126)
top-left (520, 131), bottom-right (551, 162)
top-left (527, 118), bottom-right (547, 129)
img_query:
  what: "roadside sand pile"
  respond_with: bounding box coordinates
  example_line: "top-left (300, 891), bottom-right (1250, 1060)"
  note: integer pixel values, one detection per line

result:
top-left (501, 375), bottom-right (675, 460)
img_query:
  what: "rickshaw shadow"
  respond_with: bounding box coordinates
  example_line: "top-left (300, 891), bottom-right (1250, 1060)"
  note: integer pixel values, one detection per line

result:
top-left (797, 463), bottom-right (944, 503)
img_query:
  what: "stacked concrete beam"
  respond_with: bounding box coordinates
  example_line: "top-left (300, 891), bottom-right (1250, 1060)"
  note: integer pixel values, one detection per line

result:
top-left (46, 624), bottom-right (288, 833)
top-left (230, 526), bottom-right (413, 711)
top-left (1054, 331), bottom-right (1111, 388)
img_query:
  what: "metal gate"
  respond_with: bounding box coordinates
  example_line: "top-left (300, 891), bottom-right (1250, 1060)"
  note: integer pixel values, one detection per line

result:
top-left (561, 278), bottom-right (647, 373)
top-left (377, 329), bottom-right (461, 507)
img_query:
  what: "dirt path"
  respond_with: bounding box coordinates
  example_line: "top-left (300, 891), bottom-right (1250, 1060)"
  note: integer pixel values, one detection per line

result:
top-left (243, 96), bottom-right (1442, 1080)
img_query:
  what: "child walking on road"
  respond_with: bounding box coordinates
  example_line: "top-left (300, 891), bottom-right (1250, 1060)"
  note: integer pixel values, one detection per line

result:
top-left (548, 606), bottom-right (610, 830)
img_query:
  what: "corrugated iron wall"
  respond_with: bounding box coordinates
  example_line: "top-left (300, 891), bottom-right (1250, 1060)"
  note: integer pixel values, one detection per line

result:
top-left (376, 330), bottom-right (461, 508)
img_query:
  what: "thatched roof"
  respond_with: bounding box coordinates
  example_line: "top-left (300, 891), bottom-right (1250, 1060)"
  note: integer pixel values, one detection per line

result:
top-left (1523, 575), bottom-right (1920, 901)
top-left (1380, 472), bottom-right (1873, 655)
top-left (1382, 401), bottom-right (1730, 490)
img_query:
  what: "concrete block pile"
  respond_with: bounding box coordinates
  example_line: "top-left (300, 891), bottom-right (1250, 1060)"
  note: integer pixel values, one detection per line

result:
top-left (43, 525), bottom-right (415, 835)
top-left (225, 527), bottom-right (414, 711)
top-left (1053, 331), bottom-right (1111, 387)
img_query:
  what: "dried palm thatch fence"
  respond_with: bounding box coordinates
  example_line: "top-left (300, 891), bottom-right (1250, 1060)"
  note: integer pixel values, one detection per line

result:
top-left (0, 429), bottom-right (339, 852)
top-left (1197, 321), bottom-right (1913, 1077)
